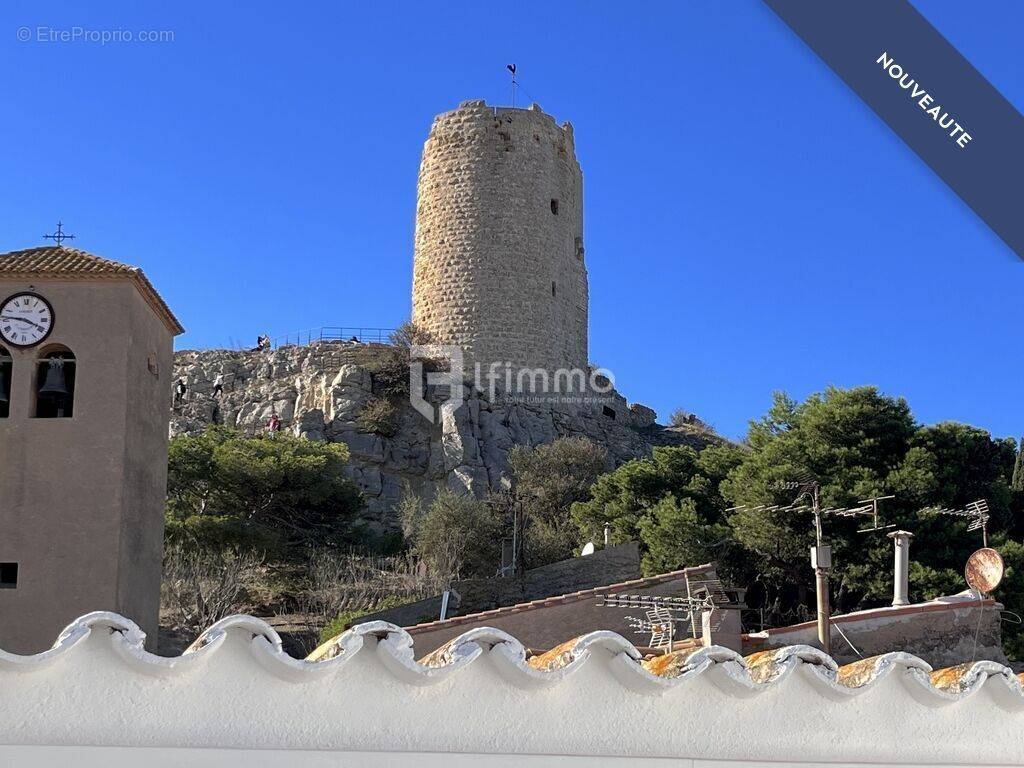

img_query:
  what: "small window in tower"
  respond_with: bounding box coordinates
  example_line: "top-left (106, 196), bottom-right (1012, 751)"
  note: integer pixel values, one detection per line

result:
top-left (602, 405), bottom-right (617, 420)
top-left (552, 281), bottom-right (557, 297)
top-left (34, 348), bottom-right (76, 419)
top-left (0, 563), bottom-right (17, 589)
top-left (0, 346), bottom-right (11, 418)
top-left (550, 199), bottom-right (559, 215)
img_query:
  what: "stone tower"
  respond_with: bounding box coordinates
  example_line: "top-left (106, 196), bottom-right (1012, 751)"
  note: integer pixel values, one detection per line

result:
top-left (412, 100), bottom-right (588, 379)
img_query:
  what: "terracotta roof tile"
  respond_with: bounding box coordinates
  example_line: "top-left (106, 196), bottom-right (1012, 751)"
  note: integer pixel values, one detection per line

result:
top-left (0, 245), bottom-right (183, 335)
top-left (403, 563), bottom-right (717, 635)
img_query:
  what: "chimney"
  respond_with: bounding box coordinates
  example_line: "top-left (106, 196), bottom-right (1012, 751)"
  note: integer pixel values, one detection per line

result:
top-left (887, 530), bottom-right (914, 606)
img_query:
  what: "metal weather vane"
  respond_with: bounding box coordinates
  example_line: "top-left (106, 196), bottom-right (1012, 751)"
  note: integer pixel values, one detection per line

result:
top-left (43, 221), bottom-right (75, 247)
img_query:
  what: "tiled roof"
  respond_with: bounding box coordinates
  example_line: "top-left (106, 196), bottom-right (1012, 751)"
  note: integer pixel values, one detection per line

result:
top-left (0, 245), bottom-right (184, 335)
top-left (403, 562), bottom-right (717, 634)
top-left (2, 611), bottom-right (1021, 706)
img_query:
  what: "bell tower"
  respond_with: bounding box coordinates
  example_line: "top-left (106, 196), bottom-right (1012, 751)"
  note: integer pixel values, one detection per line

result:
top-left (0, 245), bottom-right (183, 653)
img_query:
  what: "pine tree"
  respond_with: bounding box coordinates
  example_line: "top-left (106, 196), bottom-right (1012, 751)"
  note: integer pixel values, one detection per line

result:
top-left (1013, 437), bottom-right (1024, 492)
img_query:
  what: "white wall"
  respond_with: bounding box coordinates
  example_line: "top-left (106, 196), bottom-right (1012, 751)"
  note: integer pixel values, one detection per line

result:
top-left (1, 613), bottom-right (1022, 766)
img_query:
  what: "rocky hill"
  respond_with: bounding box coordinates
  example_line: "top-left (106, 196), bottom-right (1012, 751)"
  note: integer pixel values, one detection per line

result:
top-left (171, 342), bottom-right (718, 532)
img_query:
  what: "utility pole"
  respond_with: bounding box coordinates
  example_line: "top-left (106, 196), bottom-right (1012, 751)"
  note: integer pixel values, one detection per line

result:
top-left (729, 485), bottom-right (894, 658)
top-left (808, 483), bottom-right (832, 656)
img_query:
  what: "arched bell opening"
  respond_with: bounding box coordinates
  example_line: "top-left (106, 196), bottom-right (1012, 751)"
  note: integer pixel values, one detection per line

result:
top-left (0, 346), bottom-right (11, 418)
top-left (33, 345), bottom-right (76, 419)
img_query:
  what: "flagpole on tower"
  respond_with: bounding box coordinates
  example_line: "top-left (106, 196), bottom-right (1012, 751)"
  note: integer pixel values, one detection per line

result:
top-left (507, 64), bottom-right (517, 108)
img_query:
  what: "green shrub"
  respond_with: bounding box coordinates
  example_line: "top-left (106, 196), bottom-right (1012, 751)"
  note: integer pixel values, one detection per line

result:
top-left (356, 396), bottom-right (400, 437)
top-left (318, 594), bottom-right (409, 643)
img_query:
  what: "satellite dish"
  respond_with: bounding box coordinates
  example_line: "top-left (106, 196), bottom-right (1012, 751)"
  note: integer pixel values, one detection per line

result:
top-left (580, 542), bottom-right (596, 556)
top-left (965, 547), bottom-right (1004, 594)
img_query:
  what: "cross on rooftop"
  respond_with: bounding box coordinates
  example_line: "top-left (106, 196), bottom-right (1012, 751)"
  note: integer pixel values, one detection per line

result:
top-left (43, 221), bottom-right (75, 247)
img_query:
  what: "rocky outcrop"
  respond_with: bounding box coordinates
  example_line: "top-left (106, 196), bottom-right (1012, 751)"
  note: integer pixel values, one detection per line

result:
top-left (171, 342), bottom-right (717, 530)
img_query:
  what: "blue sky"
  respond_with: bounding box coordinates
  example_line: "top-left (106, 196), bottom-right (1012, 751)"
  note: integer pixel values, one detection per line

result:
top-left (2, 1), bottom-right (1021, 441)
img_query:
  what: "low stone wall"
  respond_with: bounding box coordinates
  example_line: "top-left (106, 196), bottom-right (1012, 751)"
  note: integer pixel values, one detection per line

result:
top-left (756, 593), bottom-right (1007, 668)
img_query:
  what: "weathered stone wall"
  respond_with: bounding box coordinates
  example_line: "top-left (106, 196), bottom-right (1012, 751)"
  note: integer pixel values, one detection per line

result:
top-left (171, 343), bottom-right (714, 530)
top-left (412, 100), bottom-right (588, 376)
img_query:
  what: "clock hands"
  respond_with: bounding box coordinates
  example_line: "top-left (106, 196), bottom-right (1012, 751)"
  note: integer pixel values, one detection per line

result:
top-left (1, 315), bottom-right (46, 332)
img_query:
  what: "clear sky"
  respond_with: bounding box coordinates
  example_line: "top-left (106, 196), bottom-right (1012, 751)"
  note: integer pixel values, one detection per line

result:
top-left (2, 1), bottom-right (1021, 441)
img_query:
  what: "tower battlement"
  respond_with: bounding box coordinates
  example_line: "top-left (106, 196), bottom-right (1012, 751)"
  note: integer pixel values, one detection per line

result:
top-left (412, 100), bottom-right (589, 379)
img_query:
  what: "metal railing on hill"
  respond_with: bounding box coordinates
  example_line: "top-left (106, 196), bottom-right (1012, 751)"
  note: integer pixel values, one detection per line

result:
top-left (270, 327), bottom-right (397, 348)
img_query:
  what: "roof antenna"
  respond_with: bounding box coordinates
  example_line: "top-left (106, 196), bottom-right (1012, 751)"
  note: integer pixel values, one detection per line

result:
top-left (506, 64), bottom-right (517, 108)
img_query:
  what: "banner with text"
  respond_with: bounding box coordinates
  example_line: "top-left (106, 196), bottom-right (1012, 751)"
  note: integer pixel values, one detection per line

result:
top-left (764, 0), bottom-right (1024, 260)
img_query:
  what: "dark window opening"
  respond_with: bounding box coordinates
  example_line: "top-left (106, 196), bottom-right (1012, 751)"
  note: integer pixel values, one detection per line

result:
top-left (35, 349), bottom-right (76, 419)
top-left (0, 563), bottom-right (17, 589)
top-left (602, 405), bottom-right (616, 420)
top-left (0, 346), bottom-right (10, 418)
top-left (550, 199), bottom-right (559, 215)
top-left (552, 281), bottom-right (557, 297)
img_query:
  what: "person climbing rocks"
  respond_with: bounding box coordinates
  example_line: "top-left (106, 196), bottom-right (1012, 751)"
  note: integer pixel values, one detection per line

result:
top-left (174, 377), bottom-right (187, 405)
top-left (212, 373), bottom-right (224, 398)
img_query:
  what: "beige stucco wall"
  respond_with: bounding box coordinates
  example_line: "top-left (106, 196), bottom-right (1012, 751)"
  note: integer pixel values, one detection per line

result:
top-left (0, 278), bottom-right (173, 653)
top-left (412, 100), bottom-right (589, 378)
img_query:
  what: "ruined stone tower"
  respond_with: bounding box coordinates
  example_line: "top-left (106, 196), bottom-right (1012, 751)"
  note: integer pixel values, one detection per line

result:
top-left (412, 100), bottom-right (588, 379)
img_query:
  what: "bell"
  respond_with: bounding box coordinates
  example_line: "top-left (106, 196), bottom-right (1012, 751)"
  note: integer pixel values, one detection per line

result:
top-left (38, 358), bottom-right (69, 399)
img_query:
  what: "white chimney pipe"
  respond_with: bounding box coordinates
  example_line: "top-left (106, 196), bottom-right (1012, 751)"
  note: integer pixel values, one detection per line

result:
top-left (887, 530), bottom-right (914, 607)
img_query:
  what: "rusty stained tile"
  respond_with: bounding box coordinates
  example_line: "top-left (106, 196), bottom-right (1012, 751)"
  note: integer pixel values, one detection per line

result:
top-left (417, 636), bottom-right (464, 668)
top-left (743, 649), bottom-right (785, 685)
top-left (930, 663), bottom-right (975, 694)
top-left (837, 655), bottom-right (890, 688)
top-left (527, 637), bottom-right (583, 672)
top-left (641, 647), bottom-right (705, 679)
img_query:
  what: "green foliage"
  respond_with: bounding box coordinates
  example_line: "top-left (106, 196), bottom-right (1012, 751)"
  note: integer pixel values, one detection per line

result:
top-left (403, 488), bottom-right (501, 582)
top-left (572, 443), bottom-right (745, 576)
top-left (356, 396), bottom-right (401, 437)
top-left (318, 594), bottom-right (410, 644)
top-left (1012, 437), bottom-right (1024, 493)
top-left (720, 386), bottom-right (1017, 627)
top-left (508, 437), bottom-right (608, 567)
top-left (572, 386), bottom-right (1023, 656)
top-left (166, 427), bottom-right (365, 554)
top-left (357, 321), bottom-right (436, 400)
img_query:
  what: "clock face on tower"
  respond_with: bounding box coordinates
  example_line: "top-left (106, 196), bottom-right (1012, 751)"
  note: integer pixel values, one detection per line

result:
top-left (1, 292), bottom-right (55, 348)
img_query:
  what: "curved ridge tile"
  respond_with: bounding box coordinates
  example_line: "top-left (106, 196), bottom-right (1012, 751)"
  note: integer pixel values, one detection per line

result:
top-left (487, 630), bottom-right (640, 689)
top-left (0, 611), bottom-right (123, 672)
top-left (527, 630), bottom-right (642, 672)
top-left (902, 660), bottom-right (1017, 707)
top-left (368, 621), bottom-right (511, 686)
top-left (606, 644), bottom-right (744, 694)
top-left (250, 620), bottom-right (403, 683)
top-left (837, 652), bottom-right (932, 690)
top-left (744, 644), bottom-right (837, 685)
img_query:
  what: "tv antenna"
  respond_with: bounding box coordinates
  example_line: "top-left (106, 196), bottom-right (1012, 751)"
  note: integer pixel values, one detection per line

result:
top-left (599, 593), bottom-right (716, 653)
top-left (920, 499), bottom-right (991, 546)
top-left (728, 482), bottom-right (895, 655)
top-left (506, 64), bottom-right (518, 108)
top-left (833, 495), bottom-right (897, 533)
